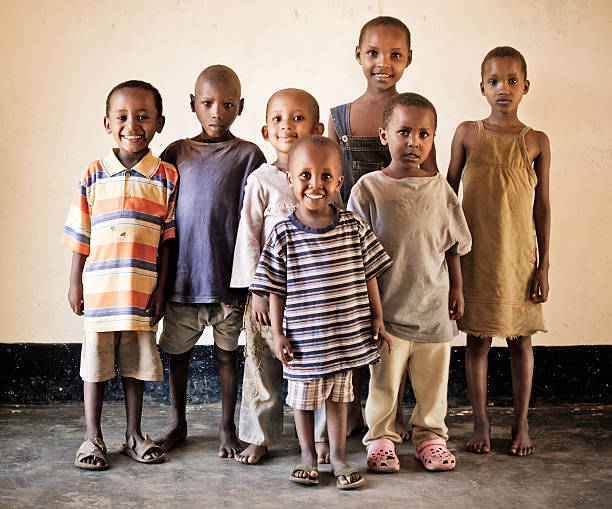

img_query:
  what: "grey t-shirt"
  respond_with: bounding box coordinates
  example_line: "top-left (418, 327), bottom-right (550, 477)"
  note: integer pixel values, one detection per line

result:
top-left (161, 137), bottom-right (266, 303)
top-left (347, 171), bottom-right (471, 342)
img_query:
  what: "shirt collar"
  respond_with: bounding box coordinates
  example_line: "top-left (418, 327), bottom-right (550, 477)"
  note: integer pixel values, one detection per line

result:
top-left (102, 149), bottom-right (160, 178)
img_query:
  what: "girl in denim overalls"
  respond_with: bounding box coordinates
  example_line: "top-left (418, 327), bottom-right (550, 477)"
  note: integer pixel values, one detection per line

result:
top-left (328, 16), bottom-right (438, 438)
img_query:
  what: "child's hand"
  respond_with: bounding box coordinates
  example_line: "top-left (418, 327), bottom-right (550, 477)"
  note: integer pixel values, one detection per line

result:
top-left (252, 293), bottom-right (271, 326)
top-left (68, 281), bottom-right (84, 316)
top-left (145, 285), bottom-right (166, 326)
top-left (530, 265), bottom-right (549, 303)
top-left (373, 318), bottom-right (392, 354)
top-left (273, 333), bottom-right (293, 368)
top-left (449, 286), bottom-right (464, 320)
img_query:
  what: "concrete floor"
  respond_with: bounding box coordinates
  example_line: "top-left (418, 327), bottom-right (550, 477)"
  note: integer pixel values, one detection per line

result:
top-left (0, 404), bottom-right (610, 509)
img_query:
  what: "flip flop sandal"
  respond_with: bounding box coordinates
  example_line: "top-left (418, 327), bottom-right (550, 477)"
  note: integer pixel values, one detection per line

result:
top-left (289, 464), bottom-right (319, 485)
top-left (74, 437), bottom-right (109, 470)
top-left (118, 434), bottom-right (166, 464)
top-left (366, 438), bottom-right (400, 473)
top-left (415, 439), bottom-right (456, 471)
top-left (333, 466), bottom-right (367, 490)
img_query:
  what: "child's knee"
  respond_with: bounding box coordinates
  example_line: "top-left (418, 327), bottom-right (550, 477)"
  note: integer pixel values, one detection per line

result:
top-left (214, 344), bottom-right (237, 366)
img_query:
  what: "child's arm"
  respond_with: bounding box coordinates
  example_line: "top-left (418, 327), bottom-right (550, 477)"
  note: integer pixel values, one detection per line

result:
top-left (68, 252), bottom-right (87, 315)
top-left (531, 131), bottom-right (552, 303)
top-left (146, 239), bottom-right (175, 326)
top-left (445, 251), bottom-right (464, 320)
top-left (447, 122), bottom-right (472, 194)
top-left (269, 292), bottom-right (293, 367)
top-left (366, 277), bottom-right (392, 353)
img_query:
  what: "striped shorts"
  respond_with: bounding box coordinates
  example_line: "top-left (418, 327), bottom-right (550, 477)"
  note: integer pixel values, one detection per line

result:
top-left (286, 371), bottom-right (353, 410)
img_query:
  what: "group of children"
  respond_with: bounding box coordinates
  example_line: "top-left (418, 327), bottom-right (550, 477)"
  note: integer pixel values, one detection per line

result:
top-left (62, 15), bottom-right (551, 489)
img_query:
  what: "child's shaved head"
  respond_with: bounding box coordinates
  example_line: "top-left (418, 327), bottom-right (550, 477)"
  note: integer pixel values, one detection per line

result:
top-left (195, 65), bottom-right (241, 96)
top-left (266, 88), bottom-right (320, 122)
top-left (288, 135), bottom-right (343, 172)
top-left (481, 46), bottom-right (527, 80)
top-left (382, 92), bottom-right (437, 130)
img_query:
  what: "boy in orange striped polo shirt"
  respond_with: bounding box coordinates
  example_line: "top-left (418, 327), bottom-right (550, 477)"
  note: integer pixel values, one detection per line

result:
top-left (62, 80), bottom-right (178, 470)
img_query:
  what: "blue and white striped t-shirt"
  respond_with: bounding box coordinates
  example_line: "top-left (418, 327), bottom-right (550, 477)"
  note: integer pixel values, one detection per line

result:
top-left (250, 208), bottom-right (393, 381)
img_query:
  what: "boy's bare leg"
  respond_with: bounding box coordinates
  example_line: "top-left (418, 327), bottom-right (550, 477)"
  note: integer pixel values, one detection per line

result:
top-left (347, 367), bottom-right (365, 436)
top-left (122, 377), bottom-right (162, 460)
top-left (394, 370), bottom-right (410, 441)
top-left (293, 409), bottom-right (318, 480)
top-left (154, 349), bottom-right (191, 451)
top-left (507, 335), bottom-right (534, 456)
top-left (80, 381), bottom-right (106, 466)
top-left (465, 334), bottom-right (492, 453)
top-left (315, 441), bottom-right (330, 463)
top-left (214, 345), bottom-right (242, 458)
top-left (326, 400), bottom-right (363, 486)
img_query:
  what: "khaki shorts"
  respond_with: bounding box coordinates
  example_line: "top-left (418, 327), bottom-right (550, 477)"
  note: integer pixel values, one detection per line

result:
top-left (159, 301), bottom-right (242, 354)
top-left (286, 371), bottom-right (354, 410)
top-left (80, 331), bottom-right (163, 382)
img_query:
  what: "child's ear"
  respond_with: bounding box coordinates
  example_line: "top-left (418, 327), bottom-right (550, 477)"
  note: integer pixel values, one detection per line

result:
top-left (312, 122), bottom-right (324, 136)
top-left (286, 172), bottom-right (294, 189)
top-left (405, 50), bottom-right (413, 68)
top-left (524, 79), bottom-right (530, 94)
top-left (261, 125), bottom-right (269, 141)
top-left (336, 174), bottom-right (344, 191)
top-left (156, 115), bottom-right (165, 133)
top-left (190, 94), bottom-right (196, 113)
top-left (480, 82), bottom-right (485, 96)
top-left (355, 45), bottom-right (362, 64)
top-left (379, 127), bottom-right (389, 146)
top-left (104, 116), bottom-right (111, 134)
top-left (238, 98), bottom-right (244, 116)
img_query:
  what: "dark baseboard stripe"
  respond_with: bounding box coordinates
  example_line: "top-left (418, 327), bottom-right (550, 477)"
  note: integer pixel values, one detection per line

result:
top-left (1, 344), bottom-right (610, 405)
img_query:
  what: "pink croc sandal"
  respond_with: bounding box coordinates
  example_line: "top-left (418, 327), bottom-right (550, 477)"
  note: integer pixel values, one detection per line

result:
top-left (415, 439), bottom-right (456, 471)
top-left (366, 438), bottom-right (400, 473)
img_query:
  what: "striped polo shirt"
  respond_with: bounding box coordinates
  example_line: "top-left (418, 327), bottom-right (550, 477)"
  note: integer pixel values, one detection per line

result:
top-left (62, 149), bottom-right (178, 332)
top-left (250, 208), bottom-right (392, 381)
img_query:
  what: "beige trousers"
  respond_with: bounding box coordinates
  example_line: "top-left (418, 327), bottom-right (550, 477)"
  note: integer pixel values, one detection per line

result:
top-left (363, 332), bottom-right (450, 447)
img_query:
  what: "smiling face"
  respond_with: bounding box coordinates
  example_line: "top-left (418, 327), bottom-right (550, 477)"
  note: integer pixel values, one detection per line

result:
top-left (380, 104), bottom-right (436, 175)
top-left (481, 57), bottom-right (529, 114)
top-left (262, 90), bottom-right (323, 159)
top-left (356, 24), bottom-right (412, 92)
top-left (190, 75), bottom-right (243, 142)
top-left (104, 87), bottom-right (164, 167)
top-left (287, 144), bottom-right (343, 217)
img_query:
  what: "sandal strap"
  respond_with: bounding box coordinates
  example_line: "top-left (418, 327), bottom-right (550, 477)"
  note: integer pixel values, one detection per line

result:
top-left (131, 434), bottom-right (162, 459)
top-left (416, 438), bottom-right (447, 455)
top-left (292, 463), bottom-right (318, 474)
top-left (76, 438), bottom-right (108, 464)
top-left (333, 466), bottom-right (360, 477)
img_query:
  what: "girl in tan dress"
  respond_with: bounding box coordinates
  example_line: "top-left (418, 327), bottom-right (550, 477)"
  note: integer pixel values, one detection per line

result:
top-left (447, 46), bottom-right (551, 457)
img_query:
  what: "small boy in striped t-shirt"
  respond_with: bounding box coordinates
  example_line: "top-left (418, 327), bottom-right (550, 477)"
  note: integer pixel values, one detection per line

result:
top-left (250, 136), bottom-right (392, 489)
top-left (62, 81), bottom-right (177, 470)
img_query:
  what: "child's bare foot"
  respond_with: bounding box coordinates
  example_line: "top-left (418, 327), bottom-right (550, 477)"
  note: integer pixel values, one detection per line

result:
top-left (235, 444), bottom-right (267, 464)
top-left (466, 419), bottom-right (491, 454)
top-left (315, 441), bottom-right (330, 464)
top-left (154, 422), bottom-right (187, 452)
top-left (394, 418), bottom-right (410, 442)
top-left (218, 424), bottom-right (242, 458)
top-left (510, 420), bottom-right (533, 456)
top-left (331, 460), bottom-right (366, 489)
top-left (346, 403), bottom-right (366, 437)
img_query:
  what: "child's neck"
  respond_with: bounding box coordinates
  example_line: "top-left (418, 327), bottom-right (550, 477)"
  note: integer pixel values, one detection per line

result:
top-left (485, 109), bottom-right (525, 131)
top-left (191, 130), bottom-right (235, 143)
top-left (357, 85), bottom-right (398, 105)
top-left (272, 154), bottom-right (288, 173)
top-left (116, 148), bottom-right (149, 170)
top-left (295, 204), bottom-right (335, 229)
top-left (383, 162), bottom-right (437, 179)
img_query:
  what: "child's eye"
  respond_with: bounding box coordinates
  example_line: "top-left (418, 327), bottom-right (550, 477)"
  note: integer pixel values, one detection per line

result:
top-left (488, 79), bottom-right (497, 85)
top-left (293, 115), bottom-right (304, 121)
top-left (391, 52), bottom-right (402, 59)
top-left (398, 129), bottom-right (409, 136)
top-left (137, 115), bottom-right (149, 121)
top-left (509, 78), bottom-right (518, 85)
top-left (322, 173), bottom-right (333, 181)
top-left (367, 49), bottom-right (378, 57)
top-left (224, 103), bottom-right (234, 109)
top-left (271, 115), bottom-right (281, 122)
top-left (299, 172), bottom-right (311, 180)
top-left (202, 101), bottom-right (211, 107)
top-left (419, 131), bottom-right (429, 138)
top-left (116, 115), bottom-right (127, 121)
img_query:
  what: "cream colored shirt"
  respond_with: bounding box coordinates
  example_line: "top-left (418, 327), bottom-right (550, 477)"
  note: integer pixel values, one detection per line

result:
top-left (348, 171), bottom-right (471, 342)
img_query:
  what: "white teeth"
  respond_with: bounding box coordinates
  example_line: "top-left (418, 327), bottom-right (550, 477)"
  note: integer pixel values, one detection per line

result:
top-left (305, 193), bottom-right (324, 200)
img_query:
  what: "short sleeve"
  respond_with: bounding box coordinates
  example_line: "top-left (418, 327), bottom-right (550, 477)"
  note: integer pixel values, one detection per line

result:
top-left (447, 200), bottom-right (472, 257)
top-left (357, 217), bottom-right (393, 280)
top-left (160, 163), bottom-right (178, 243)
top-left (61, 170), bottom-right (92, 255)
top-left (346, 180), bottom-right (372, 225)
top-left (249, 228), bottom-right (287, 297)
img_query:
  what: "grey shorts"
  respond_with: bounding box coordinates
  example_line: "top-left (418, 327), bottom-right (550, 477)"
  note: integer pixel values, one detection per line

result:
top-left (159, 301), bottom-right (242, 354)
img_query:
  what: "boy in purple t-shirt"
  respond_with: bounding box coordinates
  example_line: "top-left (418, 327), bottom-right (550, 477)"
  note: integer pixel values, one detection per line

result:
top-left (155, 65), bottom-right (265, 458)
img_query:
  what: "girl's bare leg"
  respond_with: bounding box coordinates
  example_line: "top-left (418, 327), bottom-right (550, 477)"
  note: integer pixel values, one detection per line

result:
top-left (465, 335), bottom-right (492, 453)
top-left (507, 335), bottom-right (534, 456)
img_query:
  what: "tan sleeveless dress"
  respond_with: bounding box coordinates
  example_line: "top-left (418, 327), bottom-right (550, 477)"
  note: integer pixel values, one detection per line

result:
top-left (458, 120), bottom-right (546, 338)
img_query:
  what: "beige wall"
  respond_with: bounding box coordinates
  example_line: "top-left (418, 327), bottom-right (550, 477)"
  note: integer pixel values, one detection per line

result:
top-left (1, 0), bottom-right (610, 346)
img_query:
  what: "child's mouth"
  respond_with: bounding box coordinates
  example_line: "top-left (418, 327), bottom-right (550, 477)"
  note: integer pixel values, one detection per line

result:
top-left (305, 193), bottom-right (324, 200)
top-left (373, 73), bottom-right (392, 79)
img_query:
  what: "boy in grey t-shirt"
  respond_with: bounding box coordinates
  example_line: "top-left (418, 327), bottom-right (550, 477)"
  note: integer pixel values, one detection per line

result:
top-left (348, 93), bottom-right (471, 473)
